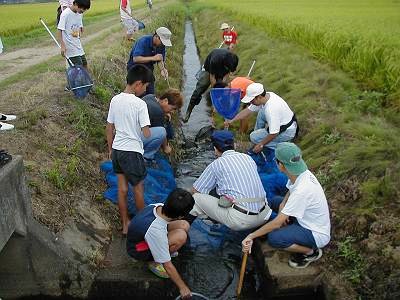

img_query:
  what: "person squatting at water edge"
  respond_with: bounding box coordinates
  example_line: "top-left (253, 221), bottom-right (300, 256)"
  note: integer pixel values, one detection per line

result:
top-left (225, 82), bottom-right (299, 153)
top-left (183, 48), bottom-right (239, 123)
top-left (126, 188), bottom-right (194, 299)
top-left (186, 130), bottom-right (273, 231)
top-left (242, 142), bottom-right (331, 269)
top-left (127, 27), bottom-right (172, 96)
top-left (141, 89), bottom-right (184, 162)
top-left (106, 64), bottom-right (155, 236)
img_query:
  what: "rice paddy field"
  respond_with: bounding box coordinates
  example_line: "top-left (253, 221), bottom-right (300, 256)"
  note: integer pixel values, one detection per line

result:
top-left (197, 0), bottom-right (400, 95)
top-left (0, 0), bottom-right (148, 37)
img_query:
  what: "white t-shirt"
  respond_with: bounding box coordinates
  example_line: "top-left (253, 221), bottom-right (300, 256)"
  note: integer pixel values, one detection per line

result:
top-left (120, 0), bottom-right (132, 20)
top-left (107, 92), bottom-right (150, 154)
top-left (59, 0), bottom-right (73, 9)
top-left (248, 92), bottom-right (295, 134)
top-left (57, 8), bottom-right (84, 58)
top-left (145, 204), bottom-right (171, 264)
top-left (282, 170), bottom-right (331, 248)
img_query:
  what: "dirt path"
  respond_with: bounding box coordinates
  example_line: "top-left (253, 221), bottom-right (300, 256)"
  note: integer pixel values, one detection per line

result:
top-left (0, 3), bottom-right (163, 83)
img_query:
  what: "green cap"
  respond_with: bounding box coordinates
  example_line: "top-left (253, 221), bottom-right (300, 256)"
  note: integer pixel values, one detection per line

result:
top-left (275, 142), bottom-right (308, 175)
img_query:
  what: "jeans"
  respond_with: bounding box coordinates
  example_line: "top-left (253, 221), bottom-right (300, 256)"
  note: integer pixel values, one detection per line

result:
top-left (250, 108), bottom-right (297, 149)
top-left (189, 70), bottom-right (211, 107)
top-left (141, 127), bottom-right (166, 160)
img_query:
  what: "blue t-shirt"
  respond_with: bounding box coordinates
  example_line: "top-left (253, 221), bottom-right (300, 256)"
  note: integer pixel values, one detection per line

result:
top-left (127, 35), bottom-right (166, 71)
top-left (126, 204), bottom-right (171, 263)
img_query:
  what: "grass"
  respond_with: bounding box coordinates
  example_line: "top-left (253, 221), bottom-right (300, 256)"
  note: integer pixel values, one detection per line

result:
top-left (194, 0), bottom-right (400, 98)
top-left (0, 0), bottom-right (160, 48)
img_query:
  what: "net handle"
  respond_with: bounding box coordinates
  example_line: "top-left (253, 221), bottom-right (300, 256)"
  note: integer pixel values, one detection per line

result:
top-left (40, 18), bottom-right (74, 67)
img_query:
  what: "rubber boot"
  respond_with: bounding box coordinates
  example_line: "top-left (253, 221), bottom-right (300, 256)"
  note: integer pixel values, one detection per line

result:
top-left (183, 103), bottom-right (195, 123)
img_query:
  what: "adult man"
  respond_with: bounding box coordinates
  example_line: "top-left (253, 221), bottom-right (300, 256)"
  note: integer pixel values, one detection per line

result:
top-left (120, 0), bottom-right (139, 41)
top-left (183, 48), bottom-right (239, 123)
top-left (225, 83), bottom-right (298, 153)
top-left (242, 142), bottom-right (331, 268)
top-left (220, 23), bottom-right (237, 51)
top-left (127, 27), bottom-right (172, 96)
top-left (127, 188), bottom-right (194, 299)
top-left (188, 130), bottom-right (272, 231)
top-left (141, 89), bottom-right (183, 161)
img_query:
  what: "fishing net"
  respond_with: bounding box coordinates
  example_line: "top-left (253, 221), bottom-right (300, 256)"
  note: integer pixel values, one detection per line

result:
top-left (100, 153), bottom-right (176, 216)
top-left (66, 65), bottom-right (93, 99)
top-left (210, 88), bottom-right (241, 120)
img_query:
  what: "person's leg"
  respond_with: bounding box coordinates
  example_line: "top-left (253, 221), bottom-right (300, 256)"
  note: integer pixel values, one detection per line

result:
top-left (254, 108), bottom-right (267, 130)
top-left (168, 220), bottom-right (190, 253)
top-left (133, 180), bottom-right (145, 211)
top-left (117, 174), bottom-right (130, 235)
top-left (184, 71), bottom-right (211, 122)
top-left (142, 127), bottom-right (167, 160)
top-left (249, 128), bottom-right (269, 144)
top-left (265, 127), bottom-right (296, 150)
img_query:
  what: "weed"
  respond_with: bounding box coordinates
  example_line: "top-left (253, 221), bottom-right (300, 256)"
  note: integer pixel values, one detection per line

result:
top-left (337, 237), bottom-right (367, 284)
top-left (323, 130), bottom-right (341, 145)
top-left (45, 160), bottom-right (65, 190)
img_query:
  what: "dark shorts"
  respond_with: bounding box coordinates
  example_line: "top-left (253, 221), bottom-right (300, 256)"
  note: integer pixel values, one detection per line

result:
top-left (268, 222), bottom-right (318, 250)
top-left (128, 249), bottom-right (154, 261)
top-left (112, 149), bottom-right (147, 186)
top-left (69, 55), bottom-right (88, 67)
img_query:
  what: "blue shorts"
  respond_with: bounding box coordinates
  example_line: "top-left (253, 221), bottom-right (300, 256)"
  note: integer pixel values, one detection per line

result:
top-left (268, 222), bottom-right (318, 249)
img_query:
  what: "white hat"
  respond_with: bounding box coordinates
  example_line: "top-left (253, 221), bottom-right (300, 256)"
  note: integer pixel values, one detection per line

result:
top-left (220, 23), bottom-right (229, 30)
top-left (241, 83), bottom-right (265, 103)
top-left (156, 27), bottom-right (172, 47)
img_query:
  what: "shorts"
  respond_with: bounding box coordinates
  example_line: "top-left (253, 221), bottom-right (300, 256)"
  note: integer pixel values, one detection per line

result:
top-left (268, 221), bottom-right (318, 250)
top-left (69, 55), bottom-right (87, 67)
top-left (121, 18), bottom-right (139, 35)
top-left (112, 149), bottom-right (147, 186)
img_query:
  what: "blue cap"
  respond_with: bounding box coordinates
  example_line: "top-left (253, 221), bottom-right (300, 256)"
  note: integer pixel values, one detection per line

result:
top-left (211, 130), bottom-right (234, 151)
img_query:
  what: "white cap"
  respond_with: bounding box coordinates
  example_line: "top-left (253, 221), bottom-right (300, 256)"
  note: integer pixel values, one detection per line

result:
top-left (241, 83), bottom-right (265, 103)
top-left (220, 23), bottom-right (229, 30)
top-left (156, 27), bottom-right (172, 47)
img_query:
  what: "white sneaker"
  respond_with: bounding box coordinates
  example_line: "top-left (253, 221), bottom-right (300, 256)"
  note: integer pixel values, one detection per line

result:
top-left (0, 114), bottom-right (16, 121)
top-left (0, 122), bottom-right (14, 131)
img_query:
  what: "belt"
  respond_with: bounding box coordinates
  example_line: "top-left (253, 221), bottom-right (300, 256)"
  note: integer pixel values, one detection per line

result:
top-left (231, 204), bottom-right (265, 216)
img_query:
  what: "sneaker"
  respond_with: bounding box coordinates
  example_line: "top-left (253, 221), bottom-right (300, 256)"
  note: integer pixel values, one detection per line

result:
top-left (0, 122), bottom-right (14, 131)
top-left (288, 249), bottom-right (323, 269)
top-left (0, 114), bottom-right (16, 121)
top-left (0, 150), bottom-right (12, 167)
top-left (148, 262), bottom-right (169, 278)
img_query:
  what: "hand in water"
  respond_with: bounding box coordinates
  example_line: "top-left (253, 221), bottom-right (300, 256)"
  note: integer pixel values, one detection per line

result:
top-left (180, 286), bottom-right (192, 299)
top-left (242, 236), bottom-right (253, 254)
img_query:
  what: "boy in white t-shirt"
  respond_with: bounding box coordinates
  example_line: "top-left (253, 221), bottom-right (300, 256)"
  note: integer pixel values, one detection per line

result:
top-left (242, 142), bottom-right (331, 269)
top-left (106, 64), bottom-right (155, 235)
top-left (57, 0), bottom-right (90, 68)
top-left (225, 82), bottom-right (298, 153)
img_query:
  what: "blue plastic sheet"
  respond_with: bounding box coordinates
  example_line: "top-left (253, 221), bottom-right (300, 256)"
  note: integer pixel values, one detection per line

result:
top-left (100, 154), bottom-right (176, 216)
top-left (210, 88), bottom-right (241, 120)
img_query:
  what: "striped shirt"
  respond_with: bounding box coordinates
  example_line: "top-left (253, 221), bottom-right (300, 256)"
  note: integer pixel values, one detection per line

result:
top-left (193, 150), bottom-right (267, 213)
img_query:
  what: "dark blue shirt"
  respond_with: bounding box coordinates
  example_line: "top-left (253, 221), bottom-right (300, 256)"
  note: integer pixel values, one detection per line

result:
top-left (127, 35), bottom-right (166, 71)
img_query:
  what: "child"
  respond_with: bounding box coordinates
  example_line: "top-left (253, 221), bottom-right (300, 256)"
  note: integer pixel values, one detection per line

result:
top-left (220, 23), bottom-right (237, 51)
top-left (106, 64), bottom-right (155, 235)
top-left (120, 0), bottom-right (139, 41)
top-left (57, 0), bottom-right (91, 68)
top-left (127, 188), bottom-right (194, 299)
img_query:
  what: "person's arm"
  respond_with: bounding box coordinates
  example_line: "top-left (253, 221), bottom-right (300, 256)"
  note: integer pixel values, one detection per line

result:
top-left (252, 133), bottom-right (278, 153)
top-left (133, 54), bottom-right (163, 64)
top-left (242, 213), bottom-right (289, 253)
top-left (161, 138), bottom-right (172, 155)
top-left (163, 261), bottom-right (191, 299)
top-left (57, 30), bottom-right (66, 57)
top-left (106, 122), bottom-right (115, 160)
top-left (279, 192), bottom-right (290, 213)
top-left (224, 107), bottom-right (253, 127)
top-left (142, 126), bottom-right (151, 138)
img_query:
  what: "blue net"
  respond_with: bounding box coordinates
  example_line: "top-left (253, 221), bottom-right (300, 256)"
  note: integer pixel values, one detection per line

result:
top-left (100, 153), bottom-right (176, 216)
top-left (210, 88), bottom-right (241, 120)
top-left (66, 65), bottom-right (93, 99)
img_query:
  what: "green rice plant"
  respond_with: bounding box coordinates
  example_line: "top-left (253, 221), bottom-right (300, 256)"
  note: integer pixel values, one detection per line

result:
top-left (196, 0), bottom-right (400, 95)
